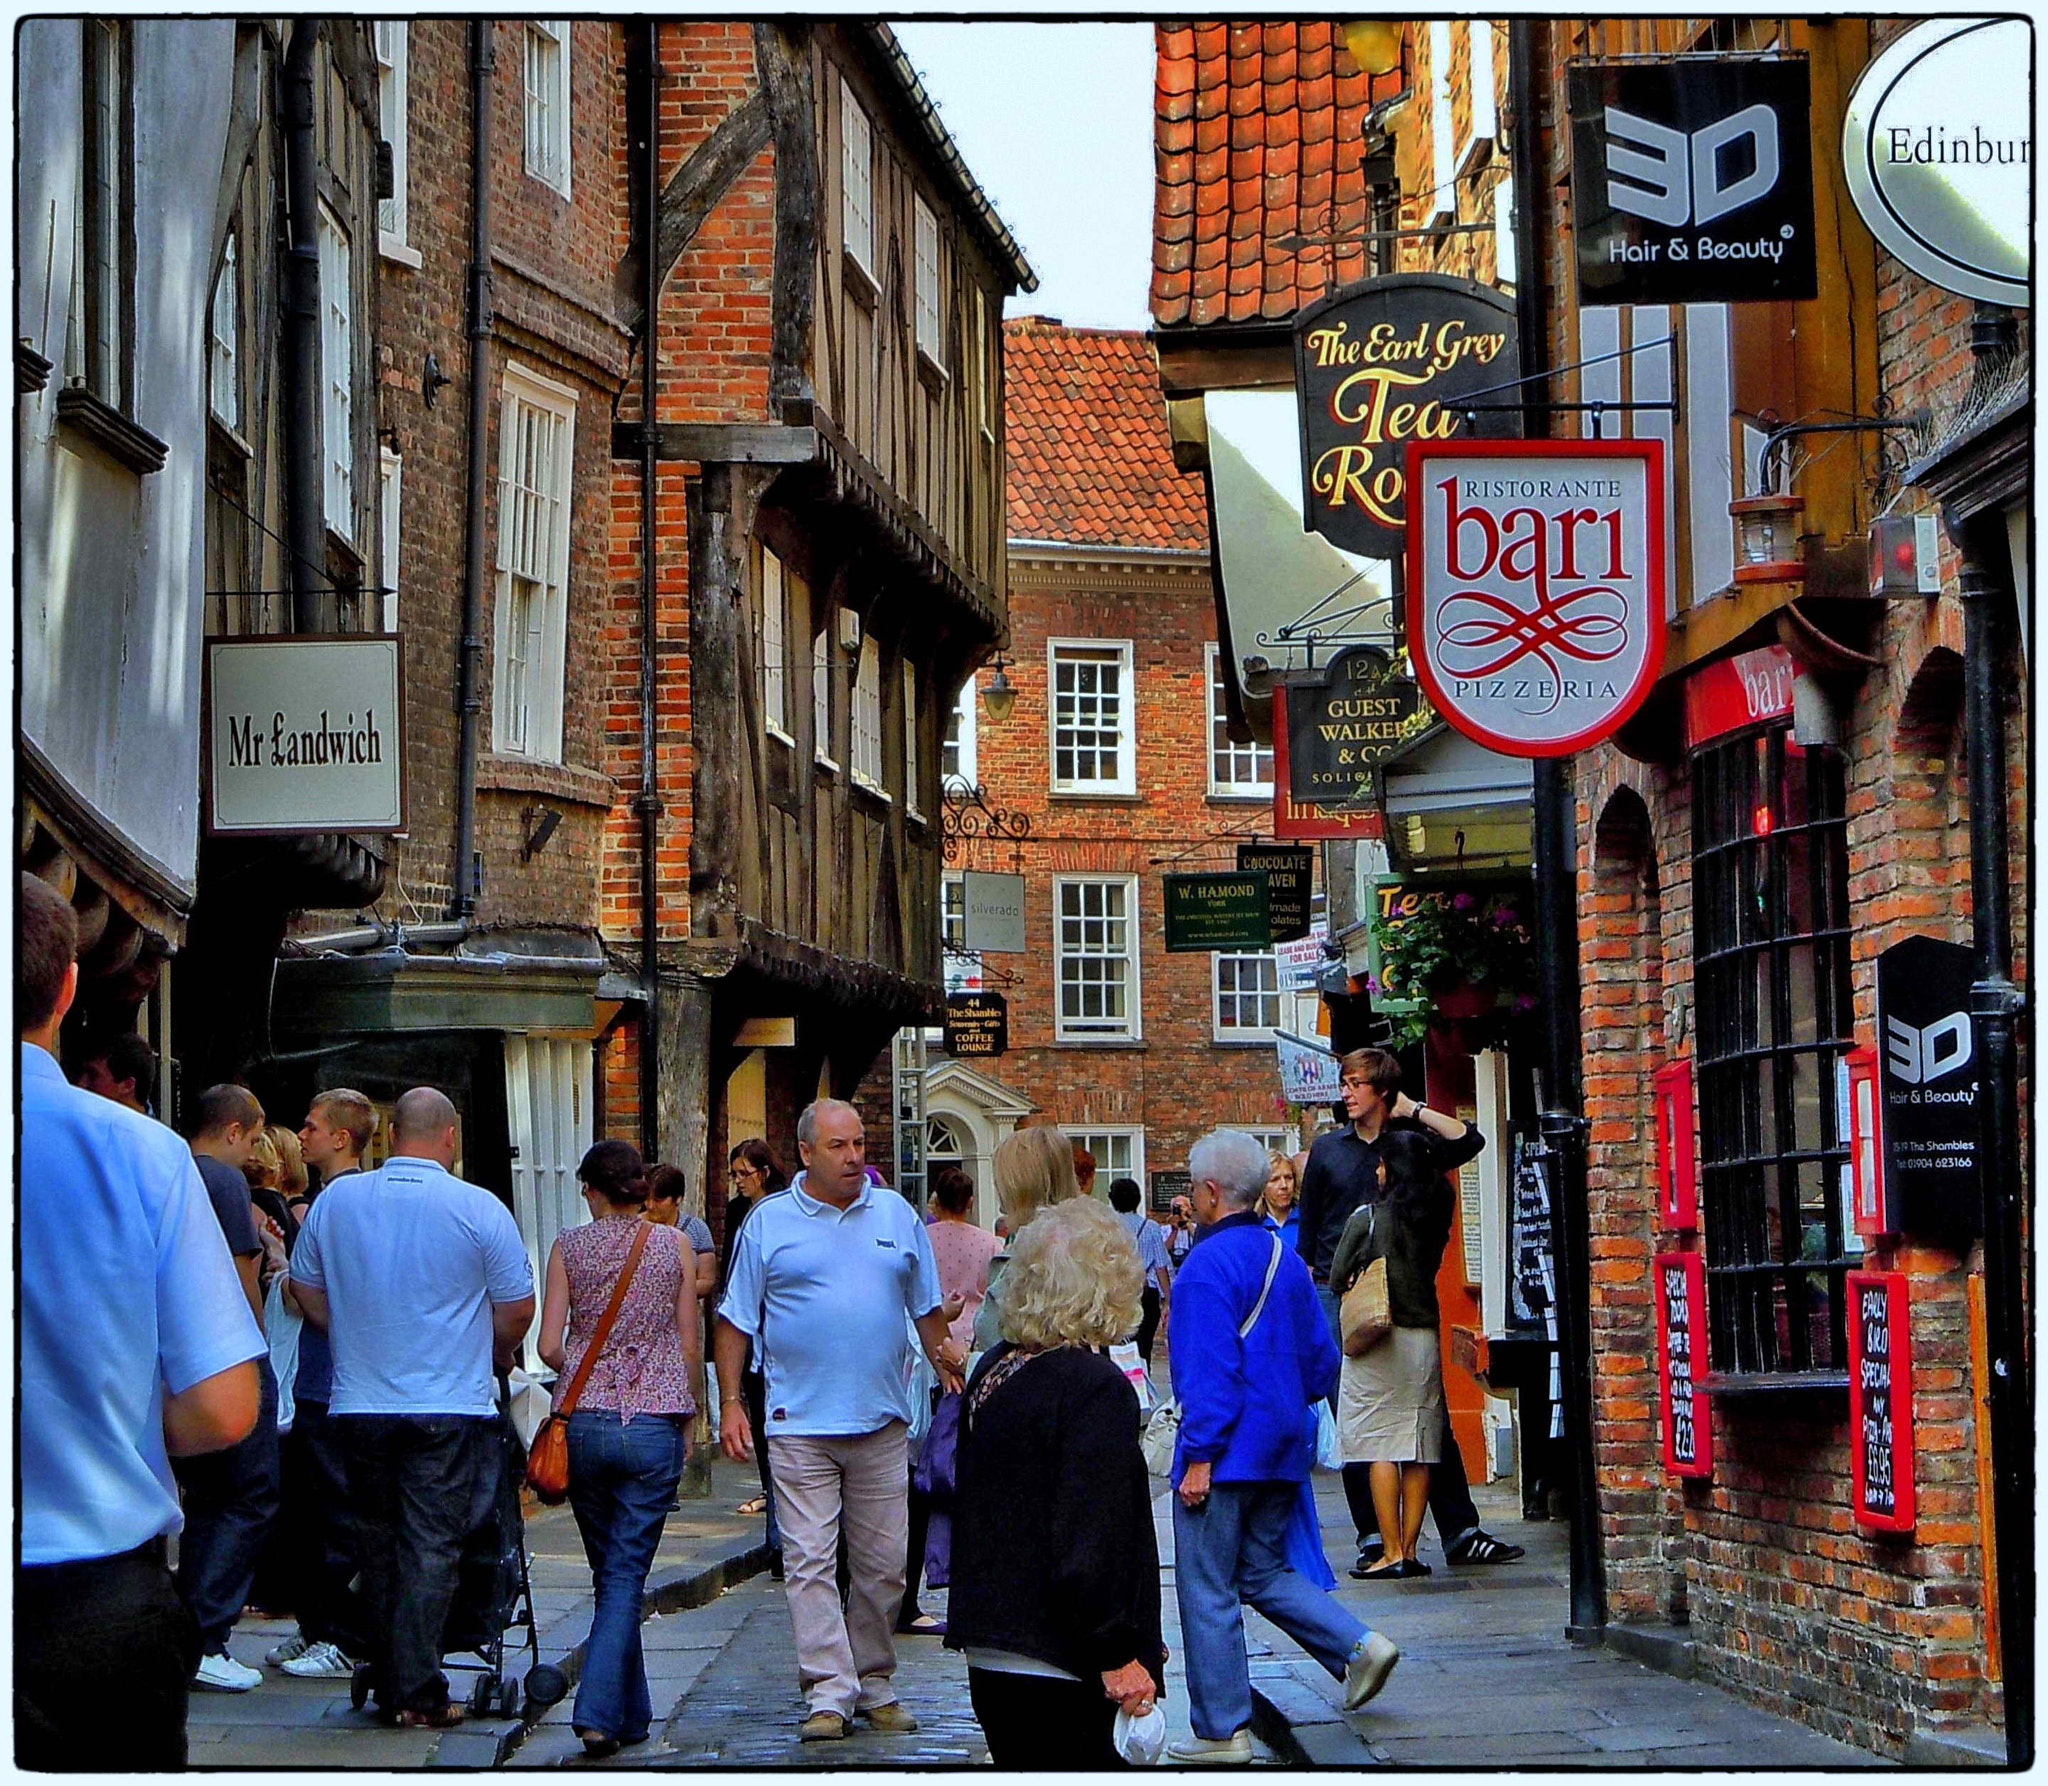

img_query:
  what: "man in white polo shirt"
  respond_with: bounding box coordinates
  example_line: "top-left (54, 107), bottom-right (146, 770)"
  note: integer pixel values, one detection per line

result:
top-left (716, 1099), bottom-right (962, 1743)
top-left (290, 1087), bottom-right (535, 1729)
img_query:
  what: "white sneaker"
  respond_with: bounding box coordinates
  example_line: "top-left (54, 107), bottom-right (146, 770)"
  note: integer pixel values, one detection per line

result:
top-left (1165, 1728), bottom-right (1255, 1764)
top-left (279, 1640), bottom-right (357, 1680)
top-left (194, 1651), bottom-right (263, 1692)
top-left (264, 1632), bottom-right (313, 1668)
top-left (1344, 1630), bottom-right (1401, 1709)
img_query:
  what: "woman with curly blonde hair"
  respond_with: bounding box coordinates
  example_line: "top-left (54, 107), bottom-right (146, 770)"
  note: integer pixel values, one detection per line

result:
top-left (947, 1199), bottom-right (1164, 1766)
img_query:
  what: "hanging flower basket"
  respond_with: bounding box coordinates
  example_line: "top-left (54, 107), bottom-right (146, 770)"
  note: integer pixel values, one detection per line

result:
top-left (1369, 887), bottom-right (1537, 1052)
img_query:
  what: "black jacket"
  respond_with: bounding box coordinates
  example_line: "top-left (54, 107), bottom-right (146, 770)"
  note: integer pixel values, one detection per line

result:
top-left (1297, 1118), bottom-right (1485, 1282)
top-left (945, 1345), bottom-right (1166, 1689)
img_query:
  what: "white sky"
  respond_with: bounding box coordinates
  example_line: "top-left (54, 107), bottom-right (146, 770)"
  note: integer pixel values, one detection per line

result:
top-left (890, 22), bottom-right (1157, 331)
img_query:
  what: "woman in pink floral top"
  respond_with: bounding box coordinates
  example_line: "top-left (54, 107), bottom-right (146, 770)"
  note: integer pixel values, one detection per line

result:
top-left (537, 1141), bottom-right (698, 1756)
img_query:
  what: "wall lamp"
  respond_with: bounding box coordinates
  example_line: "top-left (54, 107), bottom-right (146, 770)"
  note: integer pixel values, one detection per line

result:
top-left (1342, 20), bottom-right (1403, 77)
top-left (1730, 494), bottom-right (1806, 584)
top-left (981, 653), bottom-right (1017, 723)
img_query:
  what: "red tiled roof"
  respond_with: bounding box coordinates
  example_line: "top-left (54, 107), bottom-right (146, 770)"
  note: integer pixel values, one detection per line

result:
top-left (1004, 319), bottom-right (1209, 552)
top-left (1152, 21), bottom-right (1404, 330)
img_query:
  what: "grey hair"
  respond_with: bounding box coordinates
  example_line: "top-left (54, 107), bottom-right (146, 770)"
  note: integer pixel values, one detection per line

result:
top-left (796, 1097), bottom-right (860, 1149)
top-left (1188, 1128), bottom-right (1271, 1211)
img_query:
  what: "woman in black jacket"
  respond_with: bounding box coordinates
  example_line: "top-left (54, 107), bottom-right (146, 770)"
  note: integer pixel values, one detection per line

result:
top-left (947, 1198), bottom-right (1165, 1768)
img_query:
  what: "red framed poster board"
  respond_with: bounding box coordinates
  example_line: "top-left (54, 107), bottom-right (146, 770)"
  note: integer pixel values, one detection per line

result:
top-left (1654, 1058), bottom-right (1697, 1231)
top-left (1654, 1250), bottom-right (1712, 1477)
top-left (1844, 1045), bottom-right (1892, 1238)
top-left (1847, 1270), bottom-right (1916, 1532)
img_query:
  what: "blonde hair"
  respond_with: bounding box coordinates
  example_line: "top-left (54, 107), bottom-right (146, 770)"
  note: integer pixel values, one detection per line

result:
top-left (991, 1124), bottom-right (1080, 1235)
top-left (1260, 1149), bottom-right (1299, 1219)
top-left (269, 1126), bottom-right (309, 1200)
top-left (998, 1197), bottom-right (1143, 1351)
top-left (245, 1129), bottom-right (281, 1190)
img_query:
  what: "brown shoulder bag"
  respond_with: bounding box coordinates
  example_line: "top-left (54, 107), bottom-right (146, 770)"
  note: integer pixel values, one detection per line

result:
top-left (526, 1221), bottom-right (653, 1504)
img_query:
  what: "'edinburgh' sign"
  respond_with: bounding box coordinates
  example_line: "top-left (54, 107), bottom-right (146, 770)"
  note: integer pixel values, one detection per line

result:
top-left (1407, 439), bottom-right (1666, 757)
top-left (1294, 275), bottom-right (1520, 558)
top-left (1569, 57), bottom-right (1818, 306)
top-left (205, 635), bottom-right (405, 835)
top-left (1284, 646), bottom-right (1431, 810)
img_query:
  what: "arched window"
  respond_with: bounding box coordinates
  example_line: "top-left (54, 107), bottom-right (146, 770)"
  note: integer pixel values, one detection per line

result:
top-left (926, 1115), bottom-right (967, 1167)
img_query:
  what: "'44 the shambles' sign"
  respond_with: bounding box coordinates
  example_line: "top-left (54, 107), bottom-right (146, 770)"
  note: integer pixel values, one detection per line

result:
top-left (1407, 440), bottom-right (1666, 757)
top-left (1295, 275), bottom-right (1521, 558)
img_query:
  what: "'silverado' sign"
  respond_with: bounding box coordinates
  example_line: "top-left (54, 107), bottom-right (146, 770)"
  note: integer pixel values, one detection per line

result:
top-left (1569, 57), bottom-right (1818, 305)
top-left (1841, 17), bottom-right (2031, 309)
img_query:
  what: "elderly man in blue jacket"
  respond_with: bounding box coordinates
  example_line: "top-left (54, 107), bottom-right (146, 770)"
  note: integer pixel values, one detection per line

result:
top-left (1165, 1129), bottom-right (1401, 1764)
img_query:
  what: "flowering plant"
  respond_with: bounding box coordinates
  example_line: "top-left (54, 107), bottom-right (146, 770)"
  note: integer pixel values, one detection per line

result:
top-left (1368, 886), bottom-right (1537, 1049)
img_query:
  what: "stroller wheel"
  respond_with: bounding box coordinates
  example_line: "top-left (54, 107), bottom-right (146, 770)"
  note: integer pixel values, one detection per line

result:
top-left (498, 1678), bottom-right (523, 1718)
top-left (524, 1662), bottom-right (569, 1710)
top-left (469, 1673), bottom-right (499, 1716)
top-left (350, 1663), bottom-right (372, 1712)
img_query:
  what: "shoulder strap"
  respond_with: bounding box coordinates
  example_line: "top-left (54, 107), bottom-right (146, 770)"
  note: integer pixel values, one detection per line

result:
top-left (557, 1221), bottom-right (654, 1416)
top-left (1238, 1234), bottom-right (1285, 1340)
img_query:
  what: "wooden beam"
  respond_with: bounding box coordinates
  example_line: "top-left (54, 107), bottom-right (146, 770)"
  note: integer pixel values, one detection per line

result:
top-left (1658, 580), bottom-right (1802, 678)
top-left (612, 422), bottom-right (819, 464)
top-left (1154, 334), bottom-right (1294, 397)
top-left (754, 21), bottom-right (818, 417)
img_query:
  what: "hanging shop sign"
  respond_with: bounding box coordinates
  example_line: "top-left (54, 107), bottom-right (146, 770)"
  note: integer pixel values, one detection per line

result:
top-left (1842, 17), bottom-right (2031, 310)
top-left (1273, 922), bottom-right (1332, 995)
top-left (1847, 1269), bottom-right (1916, 1532)
top-left (1293, 274), bottom-right (1521, 558)
top-left (1653, 1059), bottom-right (1698, 1232)
top-left (1875, 935), bottom-right (1982, 1241)
top-left (1654, 1250), bottom-right (1713, 1478)
top-left (961, 870), bottom-right (1027, 955)
top-left (1568, 56), bottom-right (1818, 306)
top-left (1271, 691), bottom-right (1386, 840)
top-left (1275, 1029), bottom-right (1343, 1107)
top-left (1407, 439), bottom-right (1667, 758)
top-left (205, 635), bottom-right (406, 836)
top-left (1163, 872), bottom-right (1272, 952)
top-left (942, 992), bottom-right (1008, 1059)
top-left (1236, 844), bottom-right (1315, 943)
top-left (1683, 643), bottom-right (1796, 749)
top-left (1283, 646), bottom-right (1432, 809)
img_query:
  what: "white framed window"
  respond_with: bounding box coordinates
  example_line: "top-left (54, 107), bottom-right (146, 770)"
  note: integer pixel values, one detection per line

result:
top-left (69, 20), bottom-right (130, 404)
top-left (523, 20), bottom-right (571, 197)
top-left (941, 870), bottom-right (980, 992)
top-left (208, 233), bottom-right (239, 430)
top-left (375, 22), bottom-right (411, 251)
top-left (761, 546), bottom-right (790, 741)
top-left (491, 362), bottom-right (576, 761)
top-left (1428, 20), bottom-right (1455, 221)
top-left (1069, 1129), bottom-right (1145, 1193)
top-left (378, 447), bottom-right (402, 632)
top-left (852, 634), bottom-right (886, 795)
top-left (1247, 1125), bottom-right (1299, 1159)
top-left (1213, 951), bottom-right (1284, 1042)
top-left (840, 77), bottom-right (874, 277)
top-left (914, 194), bottom-right (944, 366)
top-left (813, 623), bottom-right (837, 770)
top-left (1206, 643), bottom-right (1274, 795)
top-left (902, 658), bottom-right (923, 819)
top-left (943, 676), bottom-right (978, 788)
top-left (1049, 640), bottom-right (1135, 795)
top-left (1466, 22), bottom-right (1498, 150)
top-left (317, 204), bottom-right (354, 538)
top-left (1055, 875), bottom-right (1141, 1041)
top-left (974, 291), bottom-right (995, 441)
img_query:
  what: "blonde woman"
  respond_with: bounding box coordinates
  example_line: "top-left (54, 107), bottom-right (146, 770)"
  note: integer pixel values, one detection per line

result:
top-left (1261, 1151), bottom-right (1302, 1249)
top-left (947, 1199), bottom-right (1164, 1766)
top-left (971, 1125), bottom-right (1081, 1353)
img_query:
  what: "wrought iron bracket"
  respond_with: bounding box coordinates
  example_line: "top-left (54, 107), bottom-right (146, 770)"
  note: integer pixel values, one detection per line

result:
top-left (940, 779), bottom-right (1031, 864)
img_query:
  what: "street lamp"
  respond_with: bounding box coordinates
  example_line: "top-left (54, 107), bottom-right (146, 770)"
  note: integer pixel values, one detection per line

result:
top-left (981, 654), bottom-right (1017, 723)
top-left (1729, 493), bottom-right (1806, 584)
top-left (1341, 20), bottom-right (1403, 78)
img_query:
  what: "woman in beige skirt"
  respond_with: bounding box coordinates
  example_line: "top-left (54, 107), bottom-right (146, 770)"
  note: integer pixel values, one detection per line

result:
top-left (1331, 1131), bottom-right (1457, 1580)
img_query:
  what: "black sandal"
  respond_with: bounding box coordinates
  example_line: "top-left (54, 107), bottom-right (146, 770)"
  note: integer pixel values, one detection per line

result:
top-left (1351, 1557), bottom-right (1410, 1580)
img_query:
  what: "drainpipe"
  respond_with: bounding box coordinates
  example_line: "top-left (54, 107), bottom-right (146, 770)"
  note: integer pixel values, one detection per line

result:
top-left (635, 25), bottom-right (665, 1155)
top-left (280, 21), bottom-right (327, 633)
top-left (450, 20), bottom-right (496, 919)
top-left (1510, 17), bottom-right (1607, 1641)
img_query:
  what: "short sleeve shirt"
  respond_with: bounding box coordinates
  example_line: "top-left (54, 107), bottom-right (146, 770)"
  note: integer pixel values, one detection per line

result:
top-left (293, 1156), bottom-right (533, 1416)
top-left (194, 1153), bottom-right (262, 1258)
top-left (719, 1177), bottom-right (941, 1437)
top-left (21, 1046), bottom-right (265, 1563)
top-left (1119, 1211), bottom-right (1172, 1290)
top-left (678, 1212), bottom-right (715, 1266)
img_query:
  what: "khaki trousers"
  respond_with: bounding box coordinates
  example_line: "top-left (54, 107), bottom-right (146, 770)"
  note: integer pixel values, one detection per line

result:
top-left (766, 1420), bottom-right (909, 1718)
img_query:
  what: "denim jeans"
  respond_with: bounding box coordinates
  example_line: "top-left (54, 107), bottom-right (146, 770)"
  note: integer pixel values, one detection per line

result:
top-left (171, 1356), bottom-right (280, 1652)
top-left (289, 1399), bottom-right (366, 1653)
top-left (566, 1412), bottom-right (687, 1741)
top-left (1173, 1481), bottom-right (1372, 1740)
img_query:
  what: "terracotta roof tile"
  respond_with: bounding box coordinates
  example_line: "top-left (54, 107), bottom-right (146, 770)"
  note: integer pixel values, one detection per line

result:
top-left (1003, 320), bottom-right (1210, 553)
top-left (1151, 20), bottom-right (1407, 329)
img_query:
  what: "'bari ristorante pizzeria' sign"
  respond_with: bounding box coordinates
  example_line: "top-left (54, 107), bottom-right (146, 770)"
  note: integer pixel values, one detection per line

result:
top-left (1294, 275), bottom-right (1522, 558)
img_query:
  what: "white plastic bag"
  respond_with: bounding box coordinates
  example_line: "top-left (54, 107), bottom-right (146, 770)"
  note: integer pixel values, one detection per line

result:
top-left (1107, 1341), bottom-right (1154, 1414)
top-left (262, 1276), bottom-right (301, 1435)
top-left (1114, 1704), bottom-right (1167, 1766)
top-left (504, 1364), bottom-right (556, 1450)
top-left (1314, 1398), bottom-right (1343, 1471)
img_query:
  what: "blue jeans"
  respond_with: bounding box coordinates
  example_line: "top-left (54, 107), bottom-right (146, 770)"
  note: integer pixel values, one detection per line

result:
top-left (171, 1356), bottom-right (280, 1652)
top-left (1173, 1481), bottom-right (1372, 1740)
top-left (566, 1412), bottom-right (687, 1741)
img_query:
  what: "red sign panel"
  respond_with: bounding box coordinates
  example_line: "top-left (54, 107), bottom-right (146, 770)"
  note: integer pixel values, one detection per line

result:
top-left (1654, 1059), bottom-right (1698, 1232)
top-left (1271, 688), bottom-right (1386, 840)
top-left (1847, 1270), bottom-right (1916, 1532)
top-left (1845, 1044), bottom-right (1893, 1238)
top-left (1655, 1250), bottom-right (1712, 1477)
top-left (1406, 438), bottom-right (1666, 758)
top-left (1683, 644), bottom-right (1797, 749)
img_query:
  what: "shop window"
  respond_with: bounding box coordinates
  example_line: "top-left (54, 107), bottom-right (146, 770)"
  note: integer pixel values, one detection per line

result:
top-left (1692, 723), bottom-right (1854, 1379)
top-left (523, 21), bottom-right (571, 196)
top-left (1049, 640), bottom-right (1134, 794)
top-left (1055, 875), bottom-right (1141, 1041)
top-left (1207, 643), bottom-right (1273, 795)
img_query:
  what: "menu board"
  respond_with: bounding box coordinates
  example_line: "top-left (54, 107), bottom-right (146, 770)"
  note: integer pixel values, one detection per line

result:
top-left (1655, 1250), bottom-right (1712, 1478)
top-left (1847, 1270), bottom-right (1916, 1532)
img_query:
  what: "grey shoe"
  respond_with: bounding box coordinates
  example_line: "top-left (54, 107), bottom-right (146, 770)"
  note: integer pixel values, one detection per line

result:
top-left (1166, 1728), bottom-right (1255, 1764)
top-left (1344, 1631), bottom-right (1401, 1709)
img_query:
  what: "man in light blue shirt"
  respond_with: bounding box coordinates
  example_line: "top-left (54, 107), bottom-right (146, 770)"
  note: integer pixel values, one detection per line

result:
top-left (17, 874), bottom-right (264, 1768)
top-left (291, 1086), bottom-right (534, 1728)
top-left (716, 1099), bottom-right (961, 1742)
top-left (1109, 1177), bottom-right (1174, 1369)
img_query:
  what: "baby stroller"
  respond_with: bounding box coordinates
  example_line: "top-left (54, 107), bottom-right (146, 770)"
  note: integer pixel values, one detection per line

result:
top-left (350, 1400), bottom-right (568, 1720)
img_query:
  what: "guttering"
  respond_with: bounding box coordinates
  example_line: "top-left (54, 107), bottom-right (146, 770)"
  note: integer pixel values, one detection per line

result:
top-left (635, 24), bottom-right (664, 1156)
top-left (450, 20), bottom-right (496, 920)
top-left (280, 21), bottom-right (326, 632)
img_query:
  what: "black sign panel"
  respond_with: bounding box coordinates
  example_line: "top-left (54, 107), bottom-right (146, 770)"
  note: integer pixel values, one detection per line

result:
top-left (1294, 275), bottom-right (1521, 558)
top-left (1149, 1169), bottom-right (1193, 1215)
top-left (1569, 58), bottom-right (1818, 305)
top-left (1874, 935), bottom-right (1980, 1242)
top-left (1237, 844), bottom-right (1314, 944)
top-left (942, 993), bottom-right (1008, 1059)
top-left (1162, 873), bottom-right (1272, 952)
top-left (1284, 646), bottom-right (1431, 809)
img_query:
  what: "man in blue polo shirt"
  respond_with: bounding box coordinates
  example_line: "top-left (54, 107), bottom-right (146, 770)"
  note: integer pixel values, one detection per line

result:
top-left (290, 1086), bottom-right (534, 1729)
top-left (17, 874), bottom-right (265, 1768)
top-left (716, 1098), bottom-right (962, 1743)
